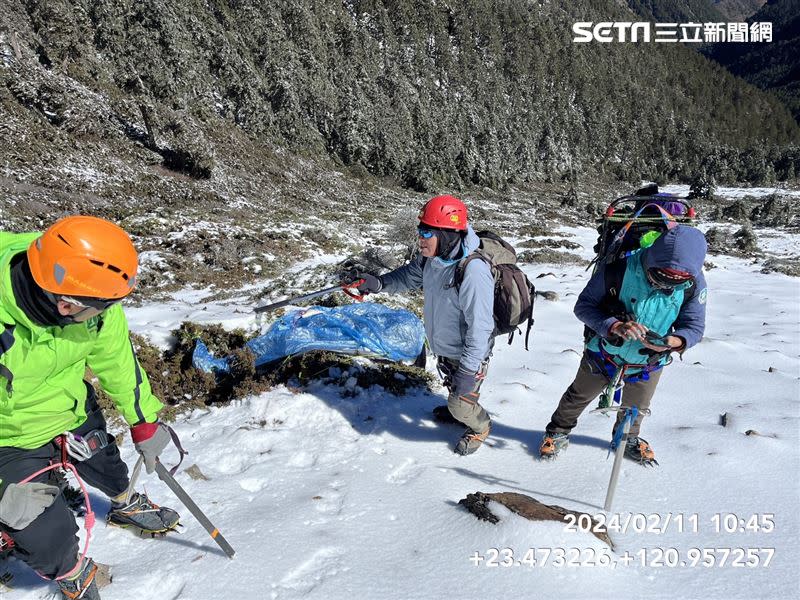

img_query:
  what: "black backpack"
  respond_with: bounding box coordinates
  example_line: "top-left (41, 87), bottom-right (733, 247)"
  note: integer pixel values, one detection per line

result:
top-left (453, 231), bottom-right (536, 349)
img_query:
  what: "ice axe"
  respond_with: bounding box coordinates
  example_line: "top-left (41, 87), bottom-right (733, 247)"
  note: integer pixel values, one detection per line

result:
top-left (154, 460), bottom-right (236, 559)
top-left (604, 406), bottom-right (637, 511)
top-left (254, 279), bottom-right (365, 314)
top-left (603, 405), bottom-right (656, 511)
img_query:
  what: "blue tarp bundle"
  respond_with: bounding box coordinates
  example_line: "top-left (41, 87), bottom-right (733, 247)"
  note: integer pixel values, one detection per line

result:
top-left (192, 302), bottom-right (425, 374)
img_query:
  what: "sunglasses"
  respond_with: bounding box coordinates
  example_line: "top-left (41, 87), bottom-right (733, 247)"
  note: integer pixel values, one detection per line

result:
top-left (60, 295), bottom-right (122, 311)
top-left (646, 268), bottom-right (692, 290)
top-left (417, 226), bottom-right (437, 239)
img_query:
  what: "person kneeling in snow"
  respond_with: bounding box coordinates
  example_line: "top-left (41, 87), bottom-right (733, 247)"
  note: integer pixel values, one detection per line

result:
top-left (0, 216), bottom-right (180, 599)
top-left (539, 225), bottom-right (708, 466)
top-left (348, 196), bottom-right (495, 456)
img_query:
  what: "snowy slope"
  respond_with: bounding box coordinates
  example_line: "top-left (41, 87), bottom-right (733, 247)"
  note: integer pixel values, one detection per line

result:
top-left (2, 226), bottom-right (799, 600)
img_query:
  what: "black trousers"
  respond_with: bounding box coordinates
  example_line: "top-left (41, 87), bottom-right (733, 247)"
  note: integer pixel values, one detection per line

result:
top-left (0, 383), bottom-right (129, 577)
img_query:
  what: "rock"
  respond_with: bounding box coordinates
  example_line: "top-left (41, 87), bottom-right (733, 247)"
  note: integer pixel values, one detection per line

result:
top-left (536, 272), bottom-right (556, 279)
top-left (768, 366), bottom-right (776, 373)
top-left (745, 429), bottom-right (778, 439)
top-left (719, 412), bottom-right (733, 428)
top-left (95, 562), bottom-right (113, 588)
top-left (459, 491), bottom-right (614, 548)
top-left (185, 464), bottom-right (210, 481)
top-left (536, 290), bottom-right (559, 301)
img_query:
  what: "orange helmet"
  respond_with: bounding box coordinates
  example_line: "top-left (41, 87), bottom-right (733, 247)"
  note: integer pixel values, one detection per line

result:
top-left (27, 216), bottom-right (138, 299)
top-left (418, 195), bottom-right (468, 231)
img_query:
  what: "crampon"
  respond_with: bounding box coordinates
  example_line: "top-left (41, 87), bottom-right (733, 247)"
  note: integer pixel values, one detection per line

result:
top-left (106, 492), bottom-right (181, 537)
top-left (623, 436), bottom-right (659, 467)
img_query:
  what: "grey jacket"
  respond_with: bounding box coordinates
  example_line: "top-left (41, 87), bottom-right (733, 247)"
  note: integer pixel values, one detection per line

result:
top-left (380, 226), bottom-right (495, 373)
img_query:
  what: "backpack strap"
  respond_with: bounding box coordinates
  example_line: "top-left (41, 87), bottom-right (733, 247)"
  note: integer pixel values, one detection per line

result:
top-left (452, 252), bottom-right (488, 291)
top-left (601, 259), bottom-right (628, 317)
top-left (584, 259), bottom-right (627, 343)
top-left (523, 280), bottom-right (535, 351)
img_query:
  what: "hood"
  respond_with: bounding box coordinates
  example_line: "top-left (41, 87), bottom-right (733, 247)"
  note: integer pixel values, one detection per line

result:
top-left (643, 225), bottom-right (707, 277)
top-left (462, 225), bottom-right (480, 254)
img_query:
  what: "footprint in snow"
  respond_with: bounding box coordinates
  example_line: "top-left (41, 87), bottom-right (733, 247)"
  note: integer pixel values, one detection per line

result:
top-left (385, 458), bottom-right (423, 485)
top-left (122, 573), bottom-right (186, 600)
top-left (287, 450), bottom-right (317, 468)
top-left (313, 483), bottom-right (345, 515)
top-left (272, 547), bottom-right (347, 599)
top-left (239, 478), bottom-right (269, 493)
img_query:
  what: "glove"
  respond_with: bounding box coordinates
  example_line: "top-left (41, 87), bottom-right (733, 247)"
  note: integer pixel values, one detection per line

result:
top-left (637, 343), bottom-right (675, 366)
top-left (450, 368), bottom-right (478, 398)
top-left (131, 422), bottom-right (171, 474)
top-left (0, 482), bottom-right (60, 529)
top-left (347, 270), bottom-right (383, 294)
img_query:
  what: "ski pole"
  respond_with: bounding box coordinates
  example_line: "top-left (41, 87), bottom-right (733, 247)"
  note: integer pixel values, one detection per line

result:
top-left (254, 281), bottom-right (365, 314)
top-left (604, 406), bottom-right (638, 511)
top-left (154, 461), bottom-right (236, 559)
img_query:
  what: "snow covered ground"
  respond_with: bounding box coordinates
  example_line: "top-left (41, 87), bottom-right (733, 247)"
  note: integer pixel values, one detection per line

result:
top-left (2, 226), bottom-right (799, 600)
top-left (660, 184), bottom-right (800, 199)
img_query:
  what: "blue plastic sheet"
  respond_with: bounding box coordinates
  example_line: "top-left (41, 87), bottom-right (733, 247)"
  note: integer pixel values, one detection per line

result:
top-left (192, 302), bottom-right (425, 373)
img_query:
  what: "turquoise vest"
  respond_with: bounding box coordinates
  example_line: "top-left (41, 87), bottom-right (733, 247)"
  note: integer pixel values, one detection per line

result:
top-left (587, 252), bottom-right (692, 367)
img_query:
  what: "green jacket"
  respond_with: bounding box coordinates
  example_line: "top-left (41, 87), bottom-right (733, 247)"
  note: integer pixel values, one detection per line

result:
top-left (0, 231), bottom-right (163, 449)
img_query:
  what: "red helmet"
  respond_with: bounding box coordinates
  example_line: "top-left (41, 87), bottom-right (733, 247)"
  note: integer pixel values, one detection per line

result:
top-left (418, 195), bottom-right (468, 231)
top-left (27, 215), bottom-right (138, 299)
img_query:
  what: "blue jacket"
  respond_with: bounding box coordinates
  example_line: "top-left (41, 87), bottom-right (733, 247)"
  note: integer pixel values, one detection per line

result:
top-left (577, 226), bottom-right (708, 362)
top-left (380, 226), bottom-right (495, 373)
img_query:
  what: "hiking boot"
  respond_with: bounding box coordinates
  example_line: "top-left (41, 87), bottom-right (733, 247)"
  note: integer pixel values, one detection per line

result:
top-left (624, 436), bottom-right (659, 467)
top-left (454, 423), bottom-right (491, 455)
top-left (58, 558), bottom-right (101, 600)
top-left (539, 432), bottom-right (569, 460)
top-left (432, 405), bottom-right (460, 425)
top-left (107, 492), bottom-right (180, 534)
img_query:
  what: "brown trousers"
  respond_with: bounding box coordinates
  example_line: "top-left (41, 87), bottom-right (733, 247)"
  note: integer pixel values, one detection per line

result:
top-left (546, 354), bottom-right (662, 438)
top-left (438, 356), bottom-right (491, 432)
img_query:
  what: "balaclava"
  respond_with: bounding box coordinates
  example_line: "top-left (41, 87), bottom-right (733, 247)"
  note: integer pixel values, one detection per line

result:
top-left (434, 229), bottom-right (464, 260)
top-left (10, 253), bottom-right (76, 327)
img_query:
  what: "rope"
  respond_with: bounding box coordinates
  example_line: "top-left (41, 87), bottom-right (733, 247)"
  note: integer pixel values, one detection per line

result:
top-left (19, 435), bottom-right (95, 582)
